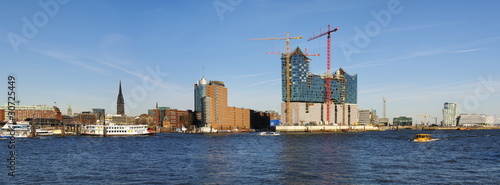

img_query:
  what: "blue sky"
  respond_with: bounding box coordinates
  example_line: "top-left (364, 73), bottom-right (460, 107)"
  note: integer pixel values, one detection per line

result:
top-left (1, 0), bottom-right (500, 123)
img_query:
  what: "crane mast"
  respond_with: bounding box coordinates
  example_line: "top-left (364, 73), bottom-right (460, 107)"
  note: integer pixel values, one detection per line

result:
top-left (308, 25), bottom-right (339, 125)
top-left (250, 33), bottom-right (302, 125)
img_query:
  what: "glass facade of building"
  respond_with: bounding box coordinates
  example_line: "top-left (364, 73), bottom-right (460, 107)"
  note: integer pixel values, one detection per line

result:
top-left (281, 47), bottom-right (357, 103)
top-left (194, 85), bottom-right (206, 112)
top-left (393, 116), bottom-right (413, 126)
top-left (442, 102), bottom-right (458, 126)
top-left (194, 77), bottom-right (208, 112)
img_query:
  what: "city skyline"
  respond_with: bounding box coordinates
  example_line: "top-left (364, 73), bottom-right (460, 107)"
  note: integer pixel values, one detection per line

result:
top-left (1, 1), bottom-right (500, 123)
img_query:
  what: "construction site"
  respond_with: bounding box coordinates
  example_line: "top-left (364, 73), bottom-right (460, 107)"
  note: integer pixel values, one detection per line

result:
top-left (251, 25), bottom-right (377, 132)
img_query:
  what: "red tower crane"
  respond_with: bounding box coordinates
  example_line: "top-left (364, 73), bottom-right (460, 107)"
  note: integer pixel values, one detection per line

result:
top-left (308, 25), bottom-right (339, 125)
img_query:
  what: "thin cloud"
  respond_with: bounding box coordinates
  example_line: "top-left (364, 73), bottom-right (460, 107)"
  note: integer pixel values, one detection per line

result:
top-left (96, 59), bottom-right (170, 89)
top-left (338, 22), bottom-right (458, 44)
top-left (346, 37), bottom-right (500, 69)
top-left (362, 79), bottom-right (480, 103)
top-left (246, 78), bottom-right (281, 87)
top-left (32, 49), bottom-right (106, 74)
top-left (451, 48), bottom-right (481, 53)
top-left (37, 45), bottom-right (191, 99)
top-left (384, 22), bottom-right (459, 33)
top-left (235, 73), bottom-right (269, 78)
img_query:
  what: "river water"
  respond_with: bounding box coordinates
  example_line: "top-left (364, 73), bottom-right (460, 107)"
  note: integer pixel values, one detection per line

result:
top-left (1, 129), bottom-right (499, 184)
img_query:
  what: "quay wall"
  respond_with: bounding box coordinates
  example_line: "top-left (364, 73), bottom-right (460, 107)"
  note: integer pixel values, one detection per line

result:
top-left (276, 125), bottom-right (385, 132)
top-left (422, 126), bottom-right (500, 130)
top-left (276, 125), bottom-right (500, 132)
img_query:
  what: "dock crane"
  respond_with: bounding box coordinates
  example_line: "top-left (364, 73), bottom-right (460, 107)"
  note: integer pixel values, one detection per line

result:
top-left (307, 25), bottom-right (339, 125)
top-left (415, 113), bottom-right (432, 126)
top-left (250, 33), bottom-right (302, 125)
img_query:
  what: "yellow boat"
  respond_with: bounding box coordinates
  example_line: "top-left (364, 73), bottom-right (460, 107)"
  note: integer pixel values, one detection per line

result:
top-left (413, 134), bottom-right (437, 142)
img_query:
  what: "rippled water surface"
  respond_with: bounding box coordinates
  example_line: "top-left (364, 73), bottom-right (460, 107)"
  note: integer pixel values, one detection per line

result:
top-left (1, 129), bottom-right (499, 184)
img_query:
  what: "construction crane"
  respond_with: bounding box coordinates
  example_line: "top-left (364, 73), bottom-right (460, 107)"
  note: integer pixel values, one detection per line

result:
top-left (415, 113), bottom-right (432, 126)
top-left (250, 32), bottom-right (302, 125)
top-left (307, 25), bottom-right (339, 125)
top-left (265, 47), bottom-right (282, 55)
top-left (267, 47), bottom-right (319, 57)
top-left (304, 48), bottom-right (320, 56)
top-left (265, 47), bottom-right (319, 125)
top-left (429, 117), bottom-right (438, 126)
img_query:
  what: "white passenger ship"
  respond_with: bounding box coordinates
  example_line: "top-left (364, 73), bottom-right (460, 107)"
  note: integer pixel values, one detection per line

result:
top-left (0, 121), bottom-right (31, 138)
top-left (82, 124), bottom-right (155, 136)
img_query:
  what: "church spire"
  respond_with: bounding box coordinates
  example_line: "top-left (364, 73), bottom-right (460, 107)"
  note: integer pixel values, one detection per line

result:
top-left (67, 100), bottom-right (72, 116)
top-left (119, 81), bottom-right (122, 94)
top-left (117, 81), bottom-right (125, 116)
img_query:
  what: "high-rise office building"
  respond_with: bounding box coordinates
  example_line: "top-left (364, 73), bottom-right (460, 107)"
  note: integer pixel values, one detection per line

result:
top-left (442, 102), bottom-right (458, 126)
top-left (195, 78), bottom-right (227, 127)
top-left (194, 77), bottom-right (251, 130)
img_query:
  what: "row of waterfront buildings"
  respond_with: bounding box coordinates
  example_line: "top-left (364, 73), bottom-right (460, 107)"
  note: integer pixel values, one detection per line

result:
top-left (0, 79), bottom-right (280, 131)
top-left (1, 48), bottom-right (496, 129)
top-left (391, 102), bottom-right (495, 127)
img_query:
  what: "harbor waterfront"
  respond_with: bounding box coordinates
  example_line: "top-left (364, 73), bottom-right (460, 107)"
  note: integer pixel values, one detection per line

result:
top-left (2, 129), bottom-right (499, 184)
top-left (2, 1), bottom-right (500, 184)
top-left (275, 125), bottom-right (500, 132)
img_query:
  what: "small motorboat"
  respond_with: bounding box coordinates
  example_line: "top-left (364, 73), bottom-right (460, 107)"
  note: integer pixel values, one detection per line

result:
top-left (36, 129), bottom-right (54, 136)
top-left (259, 131), bottom-right (280, 136)
top-left (413, 134), bottom-right (438, 142)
